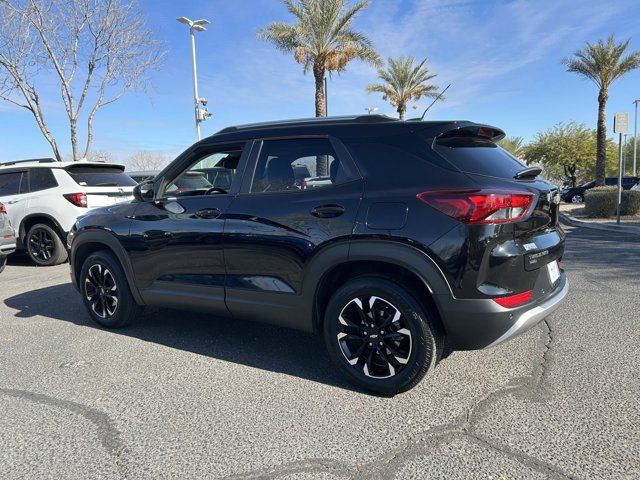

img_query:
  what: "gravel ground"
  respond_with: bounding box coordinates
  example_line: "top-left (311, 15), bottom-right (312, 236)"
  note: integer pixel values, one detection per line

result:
top-left (0, 223), bottom-right (638, 479)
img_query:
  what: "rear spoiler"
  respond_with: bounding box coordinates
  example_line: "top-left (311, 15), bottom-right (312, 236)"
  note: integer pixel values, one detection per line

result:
top-left (64, 162), bottom-right (126, 172)
top-left (412, 121), bottom-right (506, 143)
top-left (436, 124), bottom-right (506, 142)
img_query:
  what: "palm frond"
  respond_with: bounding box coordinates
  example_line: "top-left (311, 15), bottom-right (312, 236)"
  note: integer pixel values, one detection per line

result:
top-left (367, 55), bottom-right (441, 118)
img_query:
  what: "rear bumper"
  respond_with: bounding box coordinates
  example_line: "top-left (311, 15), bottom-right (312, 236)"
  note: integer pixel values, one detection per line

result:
top-left (435, 271), bottom-right (569, 350)
top-left (0, 242), bottom-right (16, 256)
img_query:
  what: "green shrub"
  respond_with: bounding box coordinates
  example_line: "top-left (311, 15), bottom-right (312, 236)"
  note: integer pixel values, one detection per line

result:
top-left (584, 186), bottom-right (617, 218)
top-left (621, 190), bottom-right (640, 216)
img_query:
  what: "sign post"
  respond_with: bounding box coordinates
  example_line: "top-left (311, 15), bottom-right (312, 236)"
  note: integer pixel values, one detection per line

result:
top-left (614, 112), bottom-right (629, 224)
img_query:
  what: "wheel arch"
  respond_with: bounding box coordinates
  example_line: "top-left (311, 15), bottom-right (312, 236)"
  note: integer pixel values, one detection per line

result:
top-left (19, 214), bottom-right (66, 247)
top-left (309, 240), bottom-right (451, 334)
top-left (71, 229), bottom-right (145, 305)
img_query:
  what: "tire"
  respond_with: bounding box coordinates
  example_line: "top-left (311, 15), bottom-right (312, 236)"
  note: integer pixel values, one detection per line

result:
top-left (570, 194), bottom-right (583, 204)
top-left (323, 276), bottom-right (443, 396)
top-left (0, 256), bottom-right (6, 274)
top-left (79, 250), bottom-right (142, 328)
top-left (26, 223), bottom-right (68, 266)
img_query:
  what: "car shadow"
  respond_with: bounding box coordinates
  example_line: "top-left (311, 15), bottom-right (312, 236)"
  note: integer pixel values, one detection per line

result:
top-left (3, 283), bottom-right (357, 392)
top-left (6, 252), bottom-right (36, 267)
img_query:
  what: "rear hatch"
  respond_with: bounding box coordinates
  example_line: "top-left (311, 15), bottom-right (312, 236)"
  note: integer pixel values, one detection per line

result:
top-left (429, 126), bottom-right (564, 299)
top-left (64, 164), bottom-right (137, 208)
top-left (431, 128), bottom-right (560, 234)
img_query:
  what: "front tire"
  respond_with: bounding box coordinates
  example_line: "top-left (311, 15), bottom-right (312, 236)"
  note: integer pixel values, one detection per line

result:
top-left (570, 194), bottom-right (583, 204)
top-left (80, 250), bottom-right (142, 328)
top-left (323, 277), bottom-right (443, 396)
top-left (26, 223), bottom-right (68, 266)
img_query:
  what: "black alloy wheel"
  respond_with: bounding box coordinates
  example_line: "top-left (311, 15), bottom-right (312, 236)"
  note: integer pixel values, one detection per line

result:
top-left (26, 224), bottom-right (68, 266)
top-left (80, 250), bottom-right (142, 328)
top-left (336, 296), bottom-right (412, 379)
top-left (324, 276), bottom-right (443, 396)
top-left (84, 263), bottom-right (119, 319)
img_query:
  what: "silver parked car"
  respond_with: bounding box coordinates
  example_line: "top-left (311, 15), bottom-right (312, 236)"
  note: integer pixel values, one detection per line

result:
top-left (0, 202), bottom-right (16, 273)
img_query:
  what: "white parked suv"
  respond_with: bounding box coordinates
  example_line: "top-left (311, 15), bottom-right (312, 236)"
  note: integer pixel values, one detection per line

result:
top-left (0, 158), bottom-right (136, 266)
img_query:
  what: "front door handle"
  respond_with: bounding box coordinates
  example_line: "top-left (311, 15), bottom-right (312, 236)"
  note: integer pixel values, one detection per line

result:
top-left (196, 208), bottom-right (221, 219)
top-left (311, 204), bottom-right (345, 218)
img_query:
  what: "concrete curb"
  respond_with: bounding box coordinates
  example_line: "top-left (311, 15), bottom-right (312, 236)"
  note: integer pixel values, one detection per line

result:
top-left (559, 212), bottom-right (640, 234)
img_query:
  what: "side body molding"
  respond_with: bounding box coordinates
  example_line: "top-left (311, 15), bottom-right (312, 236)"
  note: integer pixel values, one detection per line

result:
top-left (70, 228), bottom-right (145, 305)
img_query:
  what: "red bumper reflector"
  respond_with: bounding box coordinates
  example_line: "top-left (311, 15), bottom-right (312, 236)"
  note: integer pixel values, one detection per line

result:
top-left (492, 290), bottom-right (532, 308)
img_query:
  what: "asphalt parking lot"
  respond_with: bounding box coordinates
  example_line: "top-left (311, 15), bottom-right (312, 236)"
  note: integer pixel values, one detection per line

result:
top-left (0, 223), bottom-right (638, 480)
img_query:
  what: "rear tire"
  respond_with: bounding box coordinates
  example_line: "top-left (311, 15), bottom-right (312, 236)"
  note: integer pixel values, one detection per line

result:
top-left (80, 250), bottom-right (142, 328)
top-left (26, 224), bottom-right (67, 266)
top-left (0, 256), bottom-right (6, 274)
top-left (323, 276), bottom-right (443, 396)
top-left (570, 194), bottom-right (583, 204)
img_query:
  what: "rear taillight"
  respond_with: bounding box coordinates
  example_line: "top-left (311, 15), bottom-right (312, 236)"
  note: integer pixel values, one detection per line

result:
top-left (63, 193), bottom-right (87, 208)
top-left (492, 290), bottom-right (532, 308)
top-left (417, 189), bottom-right (535, 224)
top-left (0, 203), bottom-right (6, 214)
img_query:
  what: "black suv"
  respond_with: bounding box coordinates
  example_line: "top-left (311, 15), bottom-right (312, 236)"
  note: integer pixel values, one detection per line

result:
top-left (69, 116), bottom-right (568, 395)
top-left (560, 176), bottom-right (640, 203)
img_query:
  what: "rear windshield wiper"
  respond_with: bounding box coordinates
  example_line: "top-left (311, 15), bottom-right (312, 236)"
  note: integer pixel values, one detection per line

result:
top-left (514, 166), bottom-right (541, 180)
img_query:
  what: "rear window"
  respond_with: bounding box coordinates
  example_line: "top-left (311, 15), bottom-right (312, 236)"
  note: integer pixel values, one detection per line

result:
top-left (434, 136), bottom-right (526, 179)
top-left (65, 166), bottom-right (137, 187)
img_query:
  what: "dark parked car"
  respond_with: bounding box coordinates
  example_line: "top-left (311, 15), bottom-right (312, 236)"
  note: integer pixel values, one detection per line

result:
top-left (68, 115), bottom-right (568, 395)
top-left (560, 176), bottom-right (640, 203)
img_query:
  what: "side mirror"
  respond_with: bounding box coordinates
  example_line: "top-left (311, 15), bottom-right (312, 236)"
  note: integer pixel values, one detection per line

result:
top-left (133, 180), bottom-right (154, 202)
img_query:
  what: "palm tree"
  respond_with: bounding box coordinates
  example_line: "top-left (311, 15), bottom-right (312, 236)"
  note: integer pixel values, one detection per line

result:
top-left (366, 56), bottom-right (440, 120)
top-left (499, 136), bottom-right (525, 158)
top-left (258, 0), bottom-right (380, 119)
top-left (562, 35), bottom-right (640, 185)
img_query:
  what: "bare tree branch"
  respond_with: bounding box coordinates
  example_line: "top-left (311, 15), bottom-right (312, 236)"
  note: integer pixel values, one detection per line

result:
top-left (0, 0), bottom-right (164, 161)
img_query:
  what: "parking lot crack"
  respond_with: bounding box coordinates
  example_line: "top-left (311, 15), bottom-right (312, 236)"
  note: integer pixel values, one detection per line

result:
top-left (0, 388), bottom-right (128, 479)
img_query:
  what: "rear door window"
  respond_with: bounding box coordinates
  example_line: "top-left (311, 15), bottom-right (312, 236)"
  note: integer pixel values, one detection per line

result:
top-left (0, 172), bottom-right (25, 196)
top-left (433, 135), bottom-right (526, 179)
top-left (250, 138), bottom-right (355, 193)
top-left (65, 166), bottom-right (137, 187)
top-left (29, 168), bottom-right (58, 192)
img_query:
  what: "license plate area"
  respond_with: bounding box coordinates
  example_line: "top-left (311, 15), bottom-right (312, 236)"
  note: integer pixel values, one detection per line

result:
top-left (547, 260), bottom-right (560, 285)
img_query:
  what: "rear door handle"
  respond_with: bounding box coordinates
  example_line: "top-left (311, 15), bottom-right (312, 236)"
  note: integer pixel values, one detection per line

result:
top-left (311, 204), bottom-right (345, 218)
top-left (196, 208), bottom-right (221, 219)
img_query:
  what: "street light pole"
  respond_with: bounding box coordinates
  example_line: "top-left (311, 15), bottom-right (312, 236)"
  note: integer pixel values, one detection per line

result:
top-left (177, 17), bottom-right (211, 141)
top-left (634, 99), bottom-right (639, 176)
top-left (189, 27), bottom-right (200, 141)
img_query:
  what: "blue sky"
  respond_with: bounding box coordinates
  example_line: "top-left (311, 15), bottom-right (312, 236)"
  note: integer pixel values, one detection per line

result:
top-left (1, 0), bottom-right (639, 163)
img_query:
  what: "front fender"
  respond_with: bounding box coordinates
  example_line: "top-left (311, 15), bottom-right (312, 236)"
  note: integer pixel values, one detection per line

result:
top-left (70, 228), bottom-right (145, 305)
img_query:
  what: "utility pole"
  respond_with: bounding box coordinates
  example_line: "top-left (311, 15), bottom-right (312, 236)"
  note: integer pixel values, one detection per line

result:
top-left (633, 100), bottom-right (639, 176)
top-left (177, 17), bottom-right (212, 141)
top-left (623, 134), bottom-right (629, 175)
top-left (614, 112), bottom-right (629, 224)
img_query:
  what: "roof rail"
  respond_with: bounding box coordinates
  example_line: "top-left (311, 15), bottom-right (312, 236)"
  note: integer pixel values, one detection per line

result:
top-left (0, 158), bottom-right (58, 167)
top-left (217, 114), bottom-right (397, 134)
